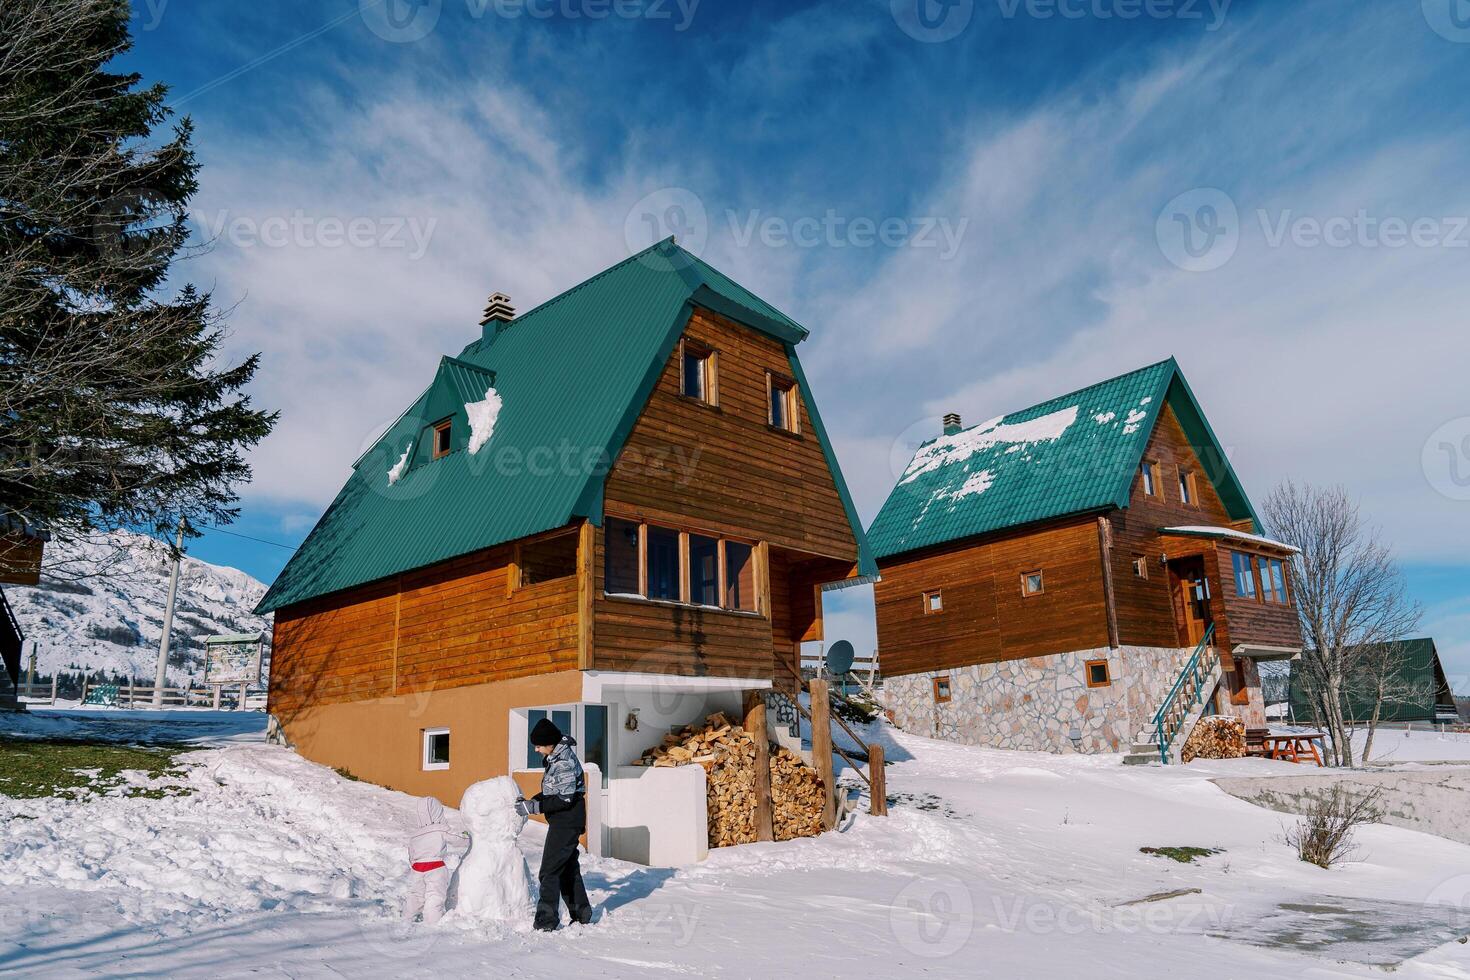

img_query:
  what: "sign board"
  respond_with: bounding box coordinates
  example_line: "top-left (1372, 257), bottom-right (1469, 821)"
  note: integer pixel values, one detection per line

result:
top-left (204, 632), bottom-right (264, 687)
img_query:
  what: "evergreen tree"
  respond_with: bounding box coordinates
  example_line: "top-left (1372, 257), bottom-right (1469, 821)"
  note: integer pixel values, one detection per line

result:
top-left (0, 0), bottom-right (276, 576)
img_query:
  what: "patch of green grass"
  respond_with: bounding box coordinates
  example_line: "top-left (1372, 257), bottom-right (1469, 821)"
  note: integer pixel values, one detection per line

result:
top-left (1140, 846), bottom-right (1224, 864)
top-left (0, 738), bottom-right (193, 800)
top-left (334, 766), bottom-right (361, 782)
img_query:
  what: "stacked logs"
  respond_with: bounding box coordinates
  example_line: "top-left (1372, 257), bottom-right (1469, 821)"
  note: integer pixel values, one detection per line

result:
top-left (633, 711), bottom-right (826, 846)
top-left (1181, 716), bottom-right (1247, 763)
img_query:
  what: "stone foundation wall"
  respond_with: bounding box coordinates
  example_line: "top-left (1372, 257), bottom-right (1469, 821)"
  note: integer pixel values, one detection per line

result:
top-left (885, 646), bottom-right (1201, 754)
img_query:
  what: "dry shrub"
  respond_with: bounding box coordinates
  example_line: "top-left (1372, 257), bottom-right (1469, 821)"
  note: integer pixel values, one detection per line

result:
top-left (1283, 785), bottom-right (1384, 868)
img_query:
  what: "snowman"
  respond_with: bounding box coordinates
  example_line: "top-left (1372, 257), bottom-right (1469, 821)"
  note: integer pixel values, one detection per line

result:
top-left (455, 777), bottom-right (535, 923)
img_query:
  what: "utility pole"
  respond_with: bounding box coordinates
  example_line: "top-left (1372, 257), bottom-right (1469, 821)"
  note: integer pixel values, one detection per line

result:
top-left (152, 518), bottom-right (185, 708)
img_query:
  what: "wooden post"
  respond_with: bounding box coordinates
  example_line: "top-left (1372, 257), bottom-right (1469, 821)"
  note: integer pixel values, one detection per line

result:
top-left (238, 681), bottom-right (248, 711)
top-left (80, 675), bottom-right (89, 705)
top-left (212, 685), bottom-right (221, 710)
top-left (868, 743), bottom-right (887, 816)
top-left (50, 675), bottom-right (57, 705)
top-left (743, 691), bottom-right (774, 842)
top-left (809, 678), bottom-right (836, 831)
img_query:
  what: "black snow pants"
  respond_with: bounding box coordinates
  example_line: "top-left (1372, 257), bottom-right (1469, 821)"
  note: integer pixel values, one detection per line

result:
top-left (534, 795), bottom-right (591, 930)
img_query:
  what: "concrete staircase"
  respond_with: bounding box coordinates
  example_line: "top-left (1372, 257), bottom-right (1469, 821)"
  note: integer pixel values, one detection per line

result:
top-left (1122, 632), bottom-right (1222, 766)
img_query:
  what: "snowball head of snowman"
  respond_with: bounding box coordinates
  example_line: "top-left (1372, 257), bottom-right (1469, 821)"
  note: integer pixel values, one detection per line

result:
top-left (460, 775), bottom-right (526, 841)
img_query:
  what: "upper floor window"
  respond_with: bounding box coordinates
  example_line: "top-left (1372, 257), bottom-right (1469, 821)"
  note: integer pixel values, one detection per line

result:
top-left (768, 373), bottom-right (799, 434)
top-left (1141, 460), bottom-right (1160, 497)
top-left (681, 340), bottom-right (717, 406)
top-left (1131, 555), bottom-right (1149, 579)
top-left (1260, 557), bottom-right (1289, 604)
top-left (1178, 468), bottom-right (1198, 506)
top-left (1231, 551), bottom-right (1257, 598)
top-left (432, 418), bottom-right (453, 459)
top-left (923, 590), bottom-right (944, 614)
top-left (1022, 570), bottom-right (1045, 596)
top-left (603, 518), bottom-right (759, 613)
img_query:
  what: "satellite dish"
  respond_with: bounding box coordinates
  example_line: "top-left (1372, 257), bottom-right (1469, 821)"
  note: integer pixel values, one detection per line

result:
top-left (826, 640), bottom-right (855, 676)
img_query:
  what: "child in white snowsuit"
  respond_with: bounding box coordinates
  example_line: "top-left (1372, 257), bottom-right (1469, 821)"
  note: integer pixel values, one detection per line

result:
top-left (403, 795), bottom-right (470, 925)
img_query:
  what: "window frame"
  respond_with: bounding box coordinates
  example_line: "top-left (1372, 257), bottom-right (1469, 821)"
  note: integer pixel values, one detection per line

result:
top-left (1131, 555), bottom-right (1149, 580)
top-left (1231, 550), bottom-right (1258, 599)
top-left (422, 727), bottom-right (451, 772)
top-left (679, 339), bottom-right (719, 407)
top-left (1141, 460), bottom-right (1160, 498)
top-left (766, 371), bottom-right (801, 435)
top-left (1260, 557), bottom-right (1290, 605)
top-left (601, 518), bottom-right (763, 616)
top-left (431, 418), bottom-right (453, 460)
top-left (932, 676), bottom-right (952, 703)
top-left (1085, 659), bottom-right (1112, 689)
top-left (1021, 569), bottom-right (1045, 597)
top-left (1178, 467), bottom-right (1198, 506)
top-left (922, 590), bottom-right (944, 615)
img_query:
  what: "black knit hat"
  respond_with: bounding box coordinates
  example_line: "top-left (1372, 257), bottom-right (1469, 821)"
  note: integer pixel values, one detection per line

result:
top-left (530, 717), bottom-right (563, 746)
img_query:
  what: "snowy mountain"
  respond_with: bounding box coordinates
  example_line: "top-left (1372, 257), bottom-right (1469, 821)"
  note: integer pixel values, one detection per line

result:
top-left (4, 530), bottom-right (272, 684)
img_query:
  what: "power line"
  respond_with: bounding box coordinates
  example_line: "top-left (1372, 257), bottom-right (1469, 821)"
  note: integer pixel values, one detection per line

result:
top-left (199, 524), bottom-right (299, 552)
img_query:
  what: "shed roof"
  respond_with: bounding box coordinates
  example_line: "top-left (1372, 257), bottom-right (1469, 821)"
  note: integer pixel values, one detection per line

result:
top-left (1288, 638), bottom-right (1457, 724)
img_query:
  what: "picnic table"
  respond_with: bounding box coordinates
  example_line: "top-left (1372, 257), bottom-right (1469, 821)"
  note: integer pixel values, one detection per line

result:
top-left (1261, 731), bottom-right (1327, 766)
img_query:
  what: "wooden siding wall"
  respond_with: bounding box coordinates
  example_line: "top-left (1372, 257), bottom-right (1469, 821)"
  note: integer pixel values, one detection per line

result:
top-left (601, 307), bottom-right (857, 562)
top-left (1109, 405), bottom-right (1234, 648)
top-left (589, 525), bottom-right (775, 679)
top-left (0, 535), bottom-right (44, 586)
top-left (874, 517), bottom-right (1111, 678)
top-left (271, 538), bottom-right (579, 718)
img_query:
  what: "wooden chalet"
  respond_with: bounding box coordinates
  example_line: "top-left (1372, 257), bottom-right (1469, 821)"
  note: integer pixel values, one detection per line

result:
top-left (1, 515), bottom-right (47, 708)
top-left (866, 359), bottom-right (1301, 763)
top-left (257, 239), bottom-right (873, 858)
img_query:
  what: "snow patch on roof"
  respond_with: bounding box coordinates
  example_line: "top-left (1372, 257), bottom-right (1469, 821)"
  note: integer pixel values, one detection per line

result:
top-left (466, 387), bottom-right (503, 455)
top-left (1140, 396), bottom-right (1153, 405)
top-left (1093, 412), bottom-right (1116, 425)
top-left (1122, 408), bottom-right (1148, 435)
top-left (387, 443), bottom-right (411, 485)
top-left (944, 469), bottom-right (995, 501)
top-left (900, 406), bottom-right (1079, 485)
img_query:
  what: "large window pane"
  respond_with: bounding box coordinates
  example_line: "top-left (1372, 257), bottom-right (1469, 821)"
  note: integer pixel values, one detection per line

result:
top-left (689, 534), bottom-right (719, 606)
top-left (526, 708), bottom-right (573, 769)
top-left (647, 525), bottom-right (681, 601)
top-left (725, 541), bottom-right (755, 611)
top-left (604, 518), bottom-right (641, 595)
top-left (1232, 551), bottom-right (1257, 598)
top-left (682, 348), bottom-right (707, 400)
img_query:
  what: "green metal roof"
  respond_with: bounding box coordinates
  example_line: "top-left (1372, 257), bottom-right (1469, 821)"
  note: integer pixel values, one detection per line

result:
top-left (1288, 638), bottom-right (1457, 723)
top-left (257, 238), bottom-right (867, 614)
top-left (866, 358), bottom-right (1261, 561)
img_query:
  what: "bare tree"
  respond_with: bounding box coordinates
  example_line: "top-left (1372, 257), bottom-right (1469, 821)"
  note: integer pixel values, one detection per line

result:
top-left (1263, 482), bottom-right (1421, 767)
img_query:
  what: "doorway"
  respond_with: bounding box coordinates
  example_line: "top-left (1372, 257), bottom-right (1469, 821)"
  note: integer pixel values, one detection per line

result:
top-left (1169, 556), bottom-right (1214, 647)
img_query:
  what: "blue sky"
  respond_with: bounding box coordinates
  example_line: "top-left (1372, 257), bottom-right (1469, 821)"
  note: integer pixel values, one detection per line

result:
top-left (120, 0), bottom-right (1469, 689)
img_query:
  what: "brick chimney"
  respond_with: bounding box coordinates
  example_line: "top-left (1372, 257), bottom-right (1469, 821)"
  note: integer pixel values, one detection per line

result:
top-left (943, 412), bottom-right (962, 436)
top-left (479, 292), bottom-right (516, 343)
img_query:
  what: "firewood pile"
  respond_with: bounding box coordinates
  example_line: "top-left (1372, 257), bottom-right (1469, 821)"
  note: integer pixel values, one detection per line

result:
top-left (633, 711), bottom-right (827, 846)
top-left (1181, 716), bottom-right (1247, 763)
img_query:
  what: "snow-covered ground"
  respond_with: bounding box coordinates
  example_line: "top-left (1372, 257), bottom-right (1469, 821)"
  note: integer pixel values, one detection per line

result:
top-left (3, 710), bottom-right (1470, 978)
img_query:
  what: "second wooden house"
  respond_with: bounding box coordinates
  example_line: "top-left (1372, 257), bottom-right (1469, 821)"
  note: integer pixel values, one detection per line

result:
top-left (867, 359), bottom-right (1301, 763)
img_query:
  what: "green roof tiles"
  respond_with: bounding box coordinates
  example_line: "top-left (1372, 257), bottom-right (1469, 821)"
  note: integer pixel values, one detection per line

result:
top-left (256, 239), bottom-right (866, 614)
top-left (867, 359), bottom-right (1260, 561)
top-left (1289, 638), bottom-right (1456, 723)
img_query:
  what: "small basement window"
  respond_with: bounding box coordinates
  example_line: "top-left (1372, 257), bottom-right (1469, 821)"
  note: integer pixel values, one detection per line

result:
top-left (432, 419), bottom-right (453, 459)
top-left (422, 728), bottom-right (450, 771)
top-left (1085, 660), bottom-right (1112, 688)
top-left (933, 676), bottom-right (952, 703)
top-left (1022, 570), bottom-right (1045, 596)
top-left (681, 340), bottom-right (717, 406)
top-left (1131, 555), bottom-right (1149, 579)
top-left (923, 590), bottom-right (944, 614)
top-left (768, 373), bottom-right (799, 434)
top-left (519, 532), bottom-right (577, 587)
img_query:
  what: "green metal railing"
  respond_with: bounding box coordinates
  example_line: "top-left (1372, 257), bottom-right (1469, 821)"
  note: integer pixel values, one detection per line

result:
top-left (1152, 625), bottom-right (1217, 764)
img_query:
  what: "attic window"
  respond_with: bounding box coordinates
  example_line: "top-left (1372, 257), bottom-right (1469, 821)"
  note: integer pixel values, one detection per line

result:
top-left (1131, 555), bottom-right (1149, 580)
top-left (1141, 461), bottom-right (1160, 497)
top-left (923, 590), bottom-right (944, 614)
top-left (768, 373), bottom-right (799, 434)
top-left (432, 419), bottom-right (453, 459)
top-left (681, 340), bottom-right (717, 406)
top-left (1179, 468), bottom-right (1198, 506)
